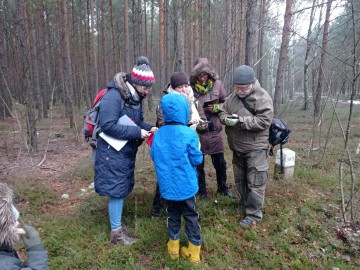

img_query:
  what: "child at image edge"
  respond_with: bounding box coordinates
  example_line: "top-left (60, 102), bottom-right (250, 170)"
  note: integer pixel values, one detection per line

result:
top-left (150, 93), bottom-right (203, 264)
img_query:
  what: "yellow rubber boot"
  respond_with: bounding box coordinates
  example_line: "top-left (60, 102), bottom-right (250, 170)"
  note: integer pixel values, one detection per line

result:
top-left (167, 239), bottom-right (180, 260)
top-left (180, 242), bottom-right (201, 264)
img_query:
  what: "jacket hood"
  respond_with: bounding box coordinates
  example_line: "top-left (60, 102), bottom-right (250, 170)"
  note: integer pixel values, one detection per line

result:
top-left (110, 72), bottom-right (130, 99)
top-left (161, 93), bottom-right (190, 125)
top-left (109, 72), bottom-right (145, 101)
top-left (189, 57), bottom-right (219, 85)
top-left (107, 73), bottom-right (145, 106)
top-left (0, 182), bottom-right (19, 247)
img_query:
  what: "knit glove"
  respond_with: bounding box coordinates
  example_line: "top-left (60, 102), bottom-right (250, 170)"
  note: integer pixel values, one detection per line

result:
top-left (21, 225), bottom-right (42, 250)
top-left (212, 104), bottom-right (221, 113)
top-left (224, 117), bottom-right (239, 126)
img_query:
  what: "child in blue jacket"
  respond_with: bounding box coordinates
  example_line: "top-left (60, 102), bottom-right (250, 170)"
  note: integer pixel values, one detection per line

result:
top-left (150, 93), bottom-right (203, 264)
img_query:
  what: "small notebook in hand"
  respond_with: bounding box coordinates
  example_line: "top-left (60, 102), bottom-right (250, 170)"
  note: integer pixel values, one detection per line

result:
top-left (203, 98), bottom-right (219, 108)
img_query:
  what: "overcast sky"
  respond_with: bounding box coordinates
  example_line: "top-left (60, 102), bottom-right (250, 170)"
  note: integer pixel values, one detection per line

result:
top-left (271, 0), bottom-right (345, 38)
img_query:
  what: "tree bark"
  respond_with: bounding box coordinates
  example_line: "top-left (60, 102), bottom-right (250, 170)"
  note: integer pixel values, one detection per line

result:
top-left (194, 0), bottom-right (201, 59)
top-left (158, 0), bottom-right (166, 87)
top-left (137, 0), bottom-right (144, 55)
top-left (90, 0), bottom-right (99, 92)
top-left (302, 0), bottom-right (317, 111)
top-left (99, 0), bottom-right (108, 84)
top-left (245, 0), bottom-right (258, 67)
top-left (273, 0), bottom-right (293, 118)
top-left (124, 0), bottom-right (130, 70)
top-left (313, 0), bottom-right (332, 118)
top-left (109, 0), bottom-right (120, 72)
top-left (0, 0), bottom-right (12, 118)
top-left (174, 0), bottom-right (185, 71)
top-left (257, 0), bottom-right (267, 83)
top-left (59, 0), bottom-right (75, 128)
top-left (17, 1), bottom-right (37, 151)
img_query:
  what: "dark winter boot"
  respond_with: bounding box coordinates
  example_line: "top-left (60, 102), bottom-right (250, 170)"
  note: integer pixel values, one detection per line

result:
top-left (110, 228), bottom-right (138, 245)
top-left (212, 153), bottom-right (234, 198)
top-left (150, 183), bottom-right (163, 219)
top-left (197, 160), bottom-right (207, 198)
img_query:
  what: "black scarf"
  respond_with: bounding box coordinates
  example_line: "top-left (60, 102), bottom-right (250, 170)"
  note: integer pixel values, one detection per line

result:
top-left (0, 243), bottom-right (19, 259)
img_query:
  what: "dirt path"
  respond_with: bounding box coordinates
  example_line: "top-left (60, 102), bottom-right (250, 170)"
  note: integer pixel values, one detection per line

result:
top-left (0, 116), bottom-right (94, 214)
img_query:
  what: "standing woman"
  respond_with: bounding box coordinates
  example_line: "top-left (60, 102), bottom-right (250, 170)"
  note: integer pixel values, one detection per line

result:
top-left (94, 56), bottom-right (157, 245)
top-left (189, 58), bottom-right (234, 198)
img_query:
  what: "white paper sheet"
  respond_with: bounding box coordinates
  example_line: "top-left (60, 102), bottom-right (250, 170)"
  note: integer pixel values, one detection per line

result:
top-left (99, 115), bottom-right (137, 151)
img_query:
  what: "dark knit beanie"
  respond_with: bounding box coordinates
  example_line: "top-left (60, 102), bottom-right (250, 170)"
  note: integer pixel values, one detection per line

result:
top-left (170, 72), bottom-right (189, 89)
top-left (233, 65), bottom-right (255, 85)
top-left (129, 56), bottom-right (155, 87)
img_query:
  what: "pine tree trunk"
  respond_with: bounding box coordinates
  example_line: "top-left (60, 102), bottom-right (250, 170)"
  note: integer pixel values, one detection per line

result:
top-left (313, 0), bottom-right (332, 118)
top-left (174, 0), bottom-right (184, 71)
top-left (158, 0), bottom-right (166, 87)
top-left (273, 0), bottom-right (293, 118)
top-left (245, 0), bottom-right (258, 67)
top-left (59, 0), bottom-right (74, 128)
top-left (0, 0), bottom-right (12, 118)
top-left (124, 0), bottom-right (130, 70)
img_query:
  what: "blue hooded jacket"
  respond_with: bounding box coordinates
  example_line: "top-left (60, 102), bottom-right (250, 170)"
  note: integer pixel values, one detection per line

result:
top-left (150, 94), bottom-right (203, 201)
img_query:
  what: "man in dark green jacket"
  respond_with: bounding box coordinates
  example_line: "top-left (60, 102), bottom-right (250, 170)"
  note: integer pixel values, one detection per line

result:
top-left (219, 65), bottom-right (273, 228)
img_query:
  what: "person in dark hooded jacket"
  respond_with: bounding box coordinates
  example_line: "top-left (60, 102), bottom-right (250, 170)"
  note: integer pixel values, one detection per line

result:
top-left (94, 56), bottom-right (157, 245)
top-left (150, 93), bottom-right (203, 264)
top-left (189, 58), bottom-right (234, 199)
top-left (0, 182), bottom-right (48, 270)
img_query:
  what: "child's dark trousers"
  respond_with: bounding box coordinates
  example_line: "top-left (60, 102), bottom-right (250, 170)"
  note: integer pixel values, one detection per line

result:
top-left (166, 196), bottom-right (202, 245)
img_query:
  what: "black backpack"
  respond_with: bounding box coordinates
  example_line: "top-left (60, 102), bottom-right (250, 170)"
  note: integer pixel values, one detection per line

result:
top-left (239, 98), bottom-right (291, 155)
top-left (268, 118), bottom-right (291, 156)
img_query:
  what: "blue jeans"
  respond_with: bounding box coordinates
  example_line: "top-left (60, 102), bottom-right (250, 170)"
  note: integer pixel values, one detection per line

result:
top-left (108, 197), bottom-right (124, 230)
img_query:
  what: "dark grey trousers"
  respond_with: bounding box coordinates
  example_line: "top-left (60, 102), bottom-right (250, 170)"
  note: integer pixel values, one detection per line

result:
top-left (232, 149), bottom-right (268, 221)
top-left (166, 196), bottom-right (202, 246)
top-left (197, 152), bottom-right (229, 195)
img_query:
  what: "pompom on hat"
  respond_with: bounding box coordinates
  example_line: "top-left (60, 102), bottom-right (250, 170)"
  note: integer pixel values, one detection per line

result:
top-left (170, 72), bottom-right (189, 89)
top-left (129, 56), bottom-right (155, 87)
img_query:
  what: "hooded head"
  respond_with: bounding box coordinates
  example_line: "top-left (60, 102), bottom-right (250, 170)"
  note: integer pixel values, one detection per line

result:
top-left (189, 57), bottom-right (219, 85)
top-left (161, 93), bottom-right (190, 126)
top-left (129, 56), bottom-right (155, 87)
top-left (0, 182), bottom-right (20, 247)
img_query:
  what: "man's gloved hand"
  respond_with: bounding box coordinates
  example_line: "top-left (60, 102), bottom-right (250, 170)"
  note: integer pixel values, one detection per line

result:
top-left (225, 117), bottom-right (239, 126)
top-left (212, 104), bottom-right (221, 113)
top-left (21, 225), bottom-right (42, 249)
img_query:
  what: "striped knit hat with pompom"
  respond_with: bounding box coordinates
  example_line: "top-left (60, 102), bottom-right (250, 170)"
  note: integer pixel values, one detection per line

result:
top-left (129, 56), bottom-right (155, 87)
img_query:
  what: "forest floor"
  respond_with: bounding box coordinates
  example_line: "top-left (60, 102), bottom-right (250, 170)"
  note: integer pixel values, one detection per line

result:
top-left (0, 113), bottom-right (92, 215)
top-left (1, 102), bottom-right (360, 269)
